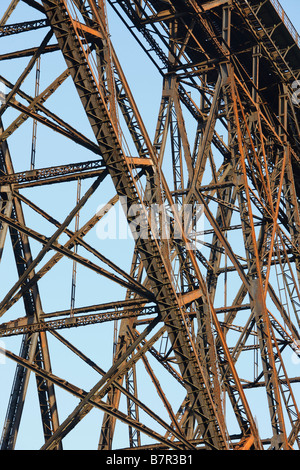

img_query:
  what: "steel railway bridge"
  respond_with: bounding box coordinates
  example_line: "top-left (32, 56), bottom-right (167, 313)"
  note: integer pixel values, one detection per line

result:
top-left (0, 0), bottom-right (300, 450)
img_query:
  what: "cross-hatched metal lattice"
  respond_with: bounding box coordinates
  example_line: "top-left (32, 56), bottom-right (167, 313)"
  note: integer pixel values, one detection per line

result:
top-left (0, 0), bottom-right (300, 450)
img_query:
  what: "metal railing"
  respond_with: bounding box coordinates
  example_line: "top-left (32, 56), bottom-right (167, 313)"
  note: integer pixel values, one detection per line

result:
top-left (270, 0), bottom-right (300, 48)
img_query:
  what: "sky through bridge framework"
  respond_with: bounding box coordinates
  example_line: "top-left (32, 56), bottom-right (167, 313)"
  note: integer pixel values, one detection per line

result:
top-left (0, 0), bottom-right (300, 450)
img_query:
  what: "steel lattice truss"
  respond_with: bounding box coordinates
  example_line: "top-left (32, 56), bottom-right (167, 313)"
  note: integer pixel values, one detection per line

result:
top-left (0, 0), bottom-right (300, 451)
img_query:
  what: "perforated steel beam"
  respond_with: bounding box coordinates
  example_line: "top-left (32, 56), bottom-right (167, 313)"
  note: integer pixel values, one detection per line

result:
top-left (0, 0), bottom-right (299, 451)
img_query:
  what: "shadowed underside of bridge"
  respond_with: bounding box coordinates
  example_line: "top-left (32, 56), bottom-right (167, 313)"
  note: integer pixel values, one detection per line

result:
top-left (0, 0), bottom-right (300, 450)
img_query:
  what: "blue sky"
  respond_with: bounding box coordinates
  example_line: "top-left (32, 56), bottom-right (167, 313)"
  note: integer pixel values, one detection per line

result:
top-left (279, 1), bottom-right (300, 42)
top-left (0, 0), bottom-right (300, 451)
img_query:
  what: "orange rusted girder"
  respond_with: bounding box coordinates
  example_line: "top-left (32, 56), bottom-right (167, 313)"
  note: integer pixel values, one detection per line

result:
top-left (1, 0), bottom-right (300, 451)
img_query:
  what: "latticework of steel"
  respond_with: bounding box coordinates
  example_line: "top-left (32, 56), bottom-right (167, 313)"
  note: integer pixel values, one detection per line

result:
top-left (0, 0), bottom-right (300, 451)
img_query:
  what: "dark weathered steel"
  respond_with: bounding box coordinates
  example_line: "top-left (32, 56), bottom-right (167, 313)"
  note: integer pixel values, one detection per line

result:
top-left (0, 0), bottom-right (300, 451)
top-left (0, 19), bottom-right (49, 37)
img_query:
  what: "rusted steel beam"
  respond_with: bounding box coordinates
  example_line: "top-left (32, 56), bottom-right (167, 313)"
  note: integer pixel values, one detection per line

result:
top-left (0, 44), bottom-right (60, 61)
top-left (0, 305), bottom-right (158, 337)
top-left (0, 30), bottom-right (53, 118)
top-left (0, 342), bottom-right (194, 450)
top-left (49, 329), bottom-right (194, 450)
top-left (201, 0), bottom-right (230, 10)
top-left (0, 190), bottom-right (154, 321)
top-left (14, 190), bottom-right (155, 301)
top-left (43, 298), bottom-right (152, 319)
top-left (0, 0), bottom-right (20, 27)
top-left (40, 0), bottom-right (230, 450)
top-left (0, 121), bottom-right (61, 450)
top-left (0, 208), bottom-right (153, 301)
top-left (0, 175), bottom-right (104, 318)
top-left (0, 19), bottom-right (49, 37)
top-left (1, 0), bottom-right (300, 451)
top-left (0, 159), bottom-right (104, 185)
